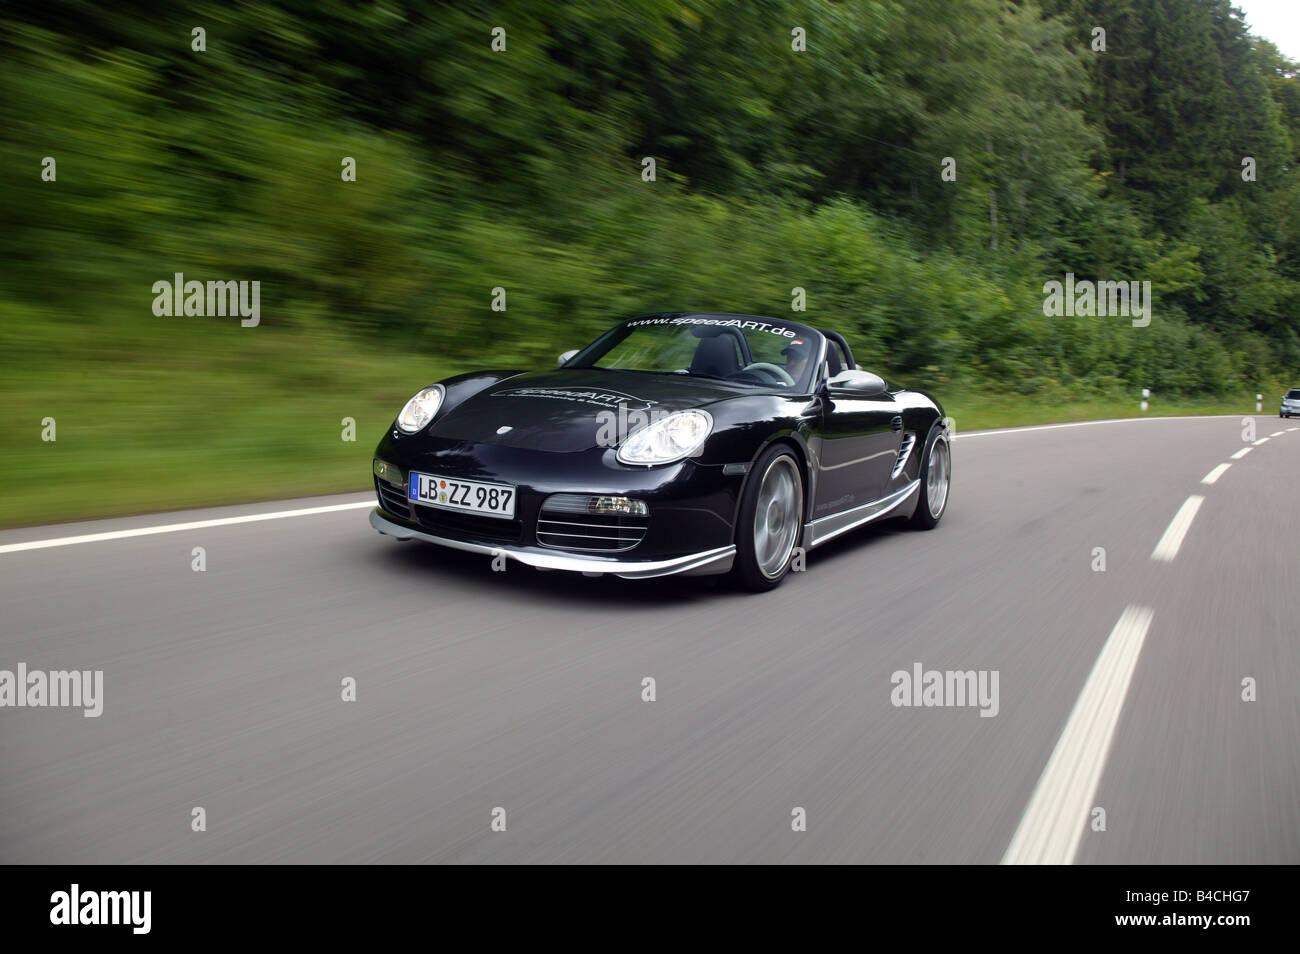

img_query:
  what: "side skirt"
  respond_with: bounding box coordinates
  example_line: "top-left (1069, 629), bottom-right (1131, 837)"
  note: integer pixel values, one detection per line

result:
top-left (803, 479), bottom-right (920, 549)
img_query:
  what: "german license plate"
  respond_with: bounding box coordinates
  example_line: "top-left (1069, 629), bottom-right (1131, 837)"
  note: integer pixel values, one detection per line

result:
top-left (408, 472), bottom-right (516, 519)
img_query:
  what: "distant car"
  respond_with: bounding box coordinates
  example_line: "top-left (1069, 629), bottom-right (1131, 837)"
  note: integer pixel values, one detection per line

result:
top-left (1281, 389), bottom-right (1300, 418)
top-left (369, 313), bottom-right (949, 591)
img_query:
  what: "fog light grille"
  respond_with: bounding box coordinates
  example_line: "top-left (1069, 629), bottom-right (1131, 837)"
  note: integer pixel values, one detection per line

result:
top-left (537, 494), bottom-right (649, 552)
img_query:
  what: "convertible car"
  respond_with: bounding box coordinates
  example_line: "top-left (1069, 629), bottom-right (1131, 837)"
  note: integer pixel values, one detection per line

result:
top-left (370, 313), bottom-right (949, 590)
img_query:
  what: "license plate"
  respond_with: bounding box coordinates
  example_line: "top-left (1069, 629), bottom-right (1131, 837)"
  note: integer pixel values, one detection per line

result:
top-left (409, 472), bottom-right (516, 519)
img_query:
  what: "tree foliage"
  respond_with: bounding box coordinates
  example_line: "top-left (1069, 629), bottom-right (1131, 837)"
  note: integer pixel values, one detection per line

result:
top-left (4, 0), bottom-right (1300, 392)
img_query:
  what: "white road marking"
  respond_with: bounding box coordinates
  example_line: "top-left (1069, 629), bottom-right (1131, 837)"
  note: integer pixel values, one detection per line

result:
top-left (1150, 495), bottom-right (1205, 562)
top-left (1254, 437), bottom-right (1270, 445)
top-left (1270, 431), bottom-right (1285, 438)
top-left (1230, 447), bottom-right (1253, 460)
top-left (1002, 605), bottom-right (1156, 865)
top-left (0, 501), bottom-right (375, 555)
top-left (1289, 427), bottom-right (1299, 432)
top-left (1201, 464), bottom-right (1230, 485)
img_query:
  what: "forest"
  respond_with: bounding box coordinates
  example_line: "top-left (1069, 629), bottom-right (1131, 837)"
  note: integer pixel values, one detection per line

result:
top-left (3, 1), bottom-right (1298, 518)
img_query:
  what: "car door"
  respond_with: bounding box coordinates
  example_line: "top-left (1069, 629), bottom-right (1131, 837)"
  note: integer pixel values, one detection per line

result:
top-left (811, 347), bottom-right (901, 516)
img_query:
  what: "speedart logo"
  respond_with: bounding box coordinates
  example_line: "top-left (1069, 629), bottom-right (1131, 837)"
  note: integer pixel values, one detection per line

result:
top-left (152, 272), bottom-right (260, 327)
top-left (1043, 273), bottom-right (1151, 327)
top-left (627, 316), bottom-right (799, 337)
top-left (493, 387), bottom-right (658, 409)
top-left (50, 884), bottom-right (151, 934)
top-left (890, 663), bottom-right (999, 717)
top-left (0, 664), bottom-right (103, 717)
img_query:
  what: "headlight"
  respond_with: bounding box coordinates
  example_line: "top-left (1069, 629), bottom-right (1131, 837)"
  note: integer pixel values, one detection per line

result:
top-left (396, 385), bottom-right (445, 434)
top-left (616, 409), bottom-right (713, 465)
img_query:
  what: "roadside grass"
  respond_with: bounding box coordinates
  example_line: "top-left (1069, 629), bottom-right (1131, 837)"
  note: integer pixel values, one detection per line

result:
top-left (1, 314), bottom-right (455, 528)
top-left (0, 311), bottom-right (1282, 529)
top-left (942, 390), bottom-right (1272, 432)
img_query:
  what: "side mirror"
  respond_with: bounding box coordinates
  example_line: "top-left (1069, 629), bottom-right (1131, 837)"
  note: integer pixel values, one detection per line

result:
top-left (557, 349), bottom-right (579, 367)
top-left (827, 369), bottom-right (888, 396)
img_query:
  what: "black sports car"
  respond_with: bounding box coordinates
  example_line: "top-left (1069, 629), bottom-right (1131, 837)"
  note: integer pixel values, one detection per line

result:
top-left (370, 313), bottom-right (949, 590)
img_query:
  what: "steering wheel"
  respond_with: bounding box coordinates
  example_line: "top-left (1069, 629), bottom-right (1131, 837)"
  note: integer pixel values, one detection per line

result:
top-left (736, 361), bottom-right (795, 386)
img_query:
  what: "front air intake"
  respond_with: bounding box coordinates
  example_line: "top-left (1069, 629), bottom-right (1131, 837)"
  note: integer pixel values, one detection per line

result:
top-left (537, 494), bottom-right (649, 552)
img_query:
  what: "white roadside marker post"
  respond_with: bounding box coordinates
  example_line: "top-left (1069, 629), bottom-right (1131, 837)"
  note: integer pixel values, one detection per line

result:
top-left (1257, 393), bottom-right (1263, 413)
top-left (1140, 388), bottom-right (1149, 412)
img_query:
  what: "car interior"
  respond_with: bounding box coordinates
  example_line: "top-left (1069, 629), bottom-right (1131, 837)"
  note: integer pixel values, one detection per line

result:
top-left (688, 332), bottom-right (743, 378)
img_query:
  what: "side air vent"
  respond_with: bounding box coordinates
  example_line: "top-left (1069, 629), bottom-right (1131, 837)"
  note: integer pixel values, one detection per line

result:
top-left (891, 433), bottom-right (917, 480)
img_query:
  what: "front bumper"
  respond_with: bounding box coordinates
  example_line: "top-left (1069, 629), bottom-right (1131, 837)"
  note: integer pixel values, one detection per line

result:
top-left (371, 433), bottom-right (745, 562)
top-left (369, 507), bottom-right (735, 578)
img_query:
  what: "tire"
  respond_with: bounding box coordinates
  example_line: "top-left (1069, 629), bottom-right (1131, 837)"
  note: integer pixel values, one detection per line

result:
top-left (731, 445), bottom-right (805, 591)
top-left (908, 427), bottom-right (951, 530)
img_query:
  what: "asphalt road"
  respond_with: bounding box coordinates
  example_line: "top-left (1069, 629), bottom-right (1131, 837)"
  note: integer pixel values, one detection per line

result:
top-left (2, 414), bottom-right (1297, 863)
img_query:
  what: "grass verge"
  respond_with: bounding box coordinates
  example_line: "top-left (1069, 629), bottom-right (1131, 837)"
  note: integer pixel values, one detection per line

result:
top-left (0, 313), bottom-right (1282, 529)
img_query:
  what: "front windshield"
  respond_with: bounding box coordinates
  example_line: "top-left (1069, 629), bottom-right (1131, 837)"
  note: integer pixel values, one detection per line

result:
top-left (566, 315), bottom-right (821, 392)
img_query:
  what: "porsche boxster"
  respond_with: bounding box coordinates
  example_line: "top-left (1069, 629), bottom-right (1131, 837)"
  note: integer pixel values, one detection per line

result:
top-left (370, 313), bottom-right (949, 590)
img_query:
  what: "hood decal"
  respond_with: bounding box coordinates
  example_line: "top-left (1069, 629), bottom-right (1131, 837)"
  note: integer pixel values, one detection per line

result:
top-left (428, 368), bottom-right (752, 453)
top-left (491, 386), bottom-right (659, 410)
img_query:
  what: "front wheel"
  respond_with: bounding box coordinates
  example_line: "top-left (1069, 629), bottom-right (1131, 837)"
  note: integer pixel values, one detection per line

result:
top-left (731, 446), bottom-right (805, 591)
top-left (908, 428), bottom-right (950, 530)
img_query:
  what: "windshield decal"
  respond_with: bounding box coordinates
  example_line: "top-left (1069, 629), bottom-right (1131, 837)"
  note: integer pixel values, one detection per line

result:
top-left (626, 316), bottom-right (800, 338)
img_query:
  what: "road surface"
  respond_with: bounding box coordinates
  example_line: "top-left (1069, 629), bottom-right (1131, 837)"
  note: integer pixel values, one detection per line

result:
top-left (1, 415), bottom-right (1297, 863)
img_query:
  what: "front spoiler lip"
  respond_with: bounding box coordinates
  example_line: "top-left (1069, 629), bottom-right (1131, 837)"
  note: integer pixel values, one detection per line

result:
top-left (369, 508), bottom-right (735, 579)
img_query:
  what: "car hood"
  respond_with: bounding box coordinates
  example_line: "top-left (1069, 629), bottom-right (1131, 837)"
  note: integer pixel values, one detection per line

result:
top-left (430, 368), bottom-right (765, 452)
